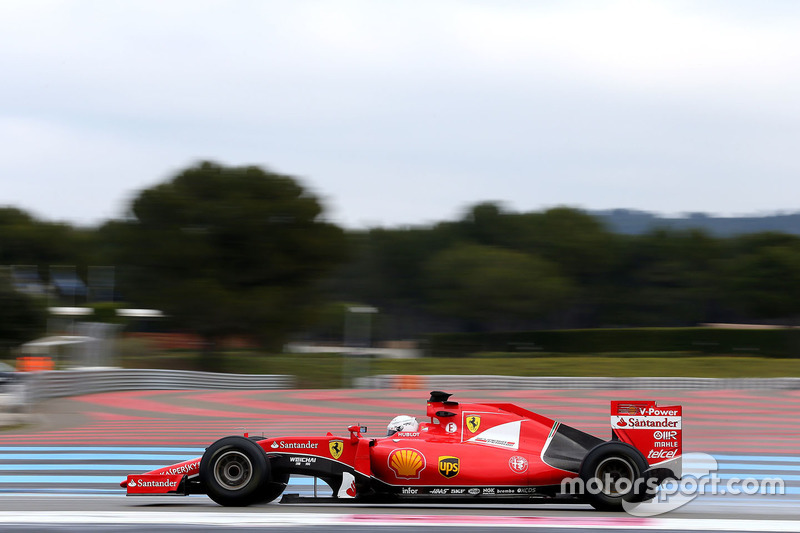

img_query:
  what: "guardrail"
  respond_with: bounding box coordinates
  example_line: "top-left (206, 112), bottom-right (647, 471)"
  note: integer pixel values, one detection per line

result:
top-left (20, 369), bottom-right (295, 401)
top-left (354, 374), bottom-right (800, 390)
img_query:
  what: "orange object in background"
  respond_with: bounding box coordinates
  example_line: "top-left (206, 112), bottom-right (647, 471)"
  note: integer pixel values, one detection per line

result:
top-left (16, 356), bottom-right (54, 372)
top-left (396, 375), bottom-right (423, 390)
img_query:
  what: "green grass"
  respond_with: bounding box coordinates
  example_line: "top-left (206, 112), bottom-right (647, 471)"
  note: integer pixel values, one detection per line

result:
top-left (116, 352), bottom-right (800, 388)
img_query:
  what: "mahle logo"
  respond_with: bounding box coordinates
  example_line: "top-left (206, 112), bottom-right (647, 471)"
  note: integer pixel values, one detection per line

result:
top-left (438, 456), bottom-right (460, 478)
top-left (466, 415), bottom-right (481, 433)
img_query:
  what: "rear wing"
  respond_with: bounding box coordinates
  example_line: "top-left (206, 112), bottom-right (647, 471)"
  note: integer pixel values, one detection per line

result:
top-left (611, 401), bottom-right (682, 467)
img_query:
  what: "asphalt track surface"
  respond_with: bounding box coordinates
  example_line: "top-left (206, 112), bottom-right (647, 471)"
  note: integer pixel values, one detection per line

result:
top-left (0, 388), bottom-right (799, 532)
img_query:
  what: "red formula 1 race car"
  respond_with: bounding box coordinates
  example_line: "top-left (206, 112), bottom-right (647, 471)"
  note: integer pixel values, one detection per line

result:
top-left (122, 391), bottom-right (682, 511)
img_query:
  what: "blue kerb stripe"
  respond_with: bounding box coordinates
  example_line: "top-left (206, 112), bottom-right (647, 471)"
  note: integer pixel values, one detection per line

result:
top-left (0, 475), bottom-right (320, 485)
top-left (0, 454), bottom-right (196, 461)
top-left (660, 484), bottom-right (798, 495)
top-left (712, 474), bottom-right (800, 481)
top-left (0, 465), bottom-right (165, 471)
top-left (0, 476), bottom-right (137, 484)
top-left (717, 463), bottom-right (800, 472)
top-left (0, 447), bottom-right (204, 453)
top-left (713, 455), bottom-right (800, 463)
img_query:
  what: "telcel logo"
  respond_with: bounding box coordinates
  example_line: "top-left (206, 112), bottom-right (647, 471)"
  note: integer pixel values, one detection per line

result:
top-left (648, 449), bottom-right (678, 459)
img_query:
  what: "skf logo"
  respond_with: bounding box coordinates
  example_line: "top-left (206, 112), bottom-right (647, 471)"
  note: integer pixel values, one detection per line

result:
top-left (388, 449), bottom-right (425, 479)
top-left (438, 456), bottom-right (460, 478)
top-left (329, 440), bottom-right (344, 460)
top-left (466, 415), bottom-right (481, 433)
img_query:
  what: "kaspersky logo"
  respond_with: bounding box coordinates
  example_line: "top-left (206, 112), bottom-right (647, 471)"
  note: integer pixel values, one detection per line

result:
top-left (388, 449), bottom-right (425, 479)
top-left (438, 456), bottom-right (459, 478)
top-left (466, 415), bottom-right (481, 433)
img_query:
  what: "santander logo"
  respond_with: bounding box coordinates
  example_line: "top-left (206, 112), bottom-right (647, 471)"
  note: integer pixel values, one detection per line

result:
top-left (617, 418), bottom-right (627, 427)
top-left (128, 479), bottom-right (137, 487)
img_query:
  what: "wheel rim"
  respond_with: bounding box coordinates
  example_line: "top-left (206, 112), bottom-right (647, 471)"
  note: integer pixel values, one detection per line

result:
top-left (213, 450), bottom-right (253, 490)
top-left (594, 456), bottom-right (635, 496)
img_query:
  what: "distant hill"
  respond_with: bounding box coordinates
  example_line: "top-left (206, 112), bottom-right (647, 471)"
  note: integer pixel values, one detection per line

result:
top-left (591, 209), bottom-right (800, 236)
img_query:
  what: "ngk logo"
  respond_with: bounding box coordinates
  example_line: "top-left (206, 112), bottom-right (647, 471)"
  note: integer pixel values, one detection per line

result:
top-left (653, 430), bottom-right (678, 440)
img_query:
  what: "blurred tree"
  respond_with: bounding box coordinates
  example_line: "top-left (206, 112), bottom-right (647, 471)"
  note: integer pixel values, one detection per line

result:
top-left (725, 233), bottom-right (800, 319)
top-left (0, 275), bottom-right (46, 354)
top-left (449, 205), bottom-right (618, 326)
top-left (0, 207), bottom-right (91, 269)
top-left (100, 161), bottom-right (347, 352)
top-left (504, 207), bottom-right (619, 282)
top-left (424, 243), bottom-right (574, 330)
top-left (600, 229), bottom-right (723, 326)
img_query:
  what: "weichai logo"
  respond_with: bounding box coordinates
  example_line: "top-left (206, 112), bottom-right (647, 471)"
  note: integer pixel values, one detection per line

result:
top-left (438, 456), bottom-right (460, 478)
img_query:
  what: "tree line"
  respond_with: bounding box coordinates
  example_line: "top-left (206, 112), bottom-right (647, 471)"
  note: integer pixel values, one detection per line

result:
top-left (2, 161), bottom-right (800, 352)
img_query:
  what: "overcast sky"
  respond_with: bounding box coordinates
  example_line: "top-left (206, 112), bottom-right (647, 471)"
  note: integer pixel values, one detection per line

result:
top-left (2, 1), bottom-right (799, 228)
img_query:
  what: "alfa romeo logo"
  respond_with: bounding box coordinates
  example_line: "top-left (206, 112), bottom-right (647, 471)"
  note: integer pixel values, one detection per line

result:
top-left (508, 455), bottom-right (528, 474)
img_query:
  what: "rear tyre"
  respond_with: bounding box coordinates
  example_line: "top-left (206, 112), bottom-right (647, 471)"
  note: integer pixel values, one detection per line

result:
top-left (579, 442), bottom-right (648, 511)
top-left (200, 436), bottom-right (270, 506)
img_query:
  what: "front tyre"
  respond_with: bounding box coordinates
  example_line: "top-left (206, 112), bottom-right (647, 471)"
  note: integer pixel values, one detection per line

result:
top-left (579, 442), bottom-right (648, 512)
top-left (257, 470), bottom-right (290, 504)
top-left (200, 436), bottom-right (270, 506)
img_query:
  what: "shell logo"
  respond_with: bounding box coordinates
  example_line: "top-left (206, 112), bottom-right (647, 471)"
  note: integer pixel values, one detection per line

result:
top-left (388, 448), bottom-right (426, 479)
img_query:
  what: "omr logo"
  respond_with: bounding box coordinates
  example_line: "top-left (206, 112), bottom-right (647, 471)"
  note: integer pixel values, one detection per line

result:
top-left (438, 456), bottom-right (460, 478)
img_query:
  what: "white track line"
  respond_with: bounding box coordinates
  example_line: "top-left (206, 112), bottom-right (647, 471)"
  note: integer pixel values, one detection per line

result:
top-left (0, 512), bottom-right (799, 530)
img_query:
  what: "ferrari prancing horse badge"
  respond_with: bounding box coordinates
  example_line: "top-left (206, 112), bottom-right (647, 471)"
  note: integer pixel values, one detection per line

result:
top-left (329, 439), bottom-right (344, 460)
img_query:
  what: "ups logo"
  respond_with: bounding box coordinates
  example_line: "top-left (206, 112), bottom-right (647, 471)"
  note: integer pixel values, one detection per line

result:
top-left (438, 456), bottom-right (460, 478)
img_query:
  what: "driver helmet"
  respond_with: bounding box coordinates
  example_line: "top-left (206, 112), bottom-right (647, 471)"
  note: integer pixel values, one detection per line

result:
top-left (386, 415), bottom-right (419, 436)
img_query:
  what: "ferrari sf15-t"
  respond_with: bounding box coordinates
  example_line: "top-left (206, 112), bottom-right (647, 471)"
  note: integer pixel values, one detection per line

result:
top-left (122, 391), bottom-right (682, 511)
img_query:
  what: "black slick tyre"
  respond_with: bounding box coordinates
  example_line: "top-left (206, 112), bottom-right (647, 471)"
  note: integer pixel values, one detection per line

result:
top-left (200, 436), bottom-right (270, 506)
top-left (257, 470), bottom-right (290, 503)
top-left (579, 442), bottom-right (648, 512)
